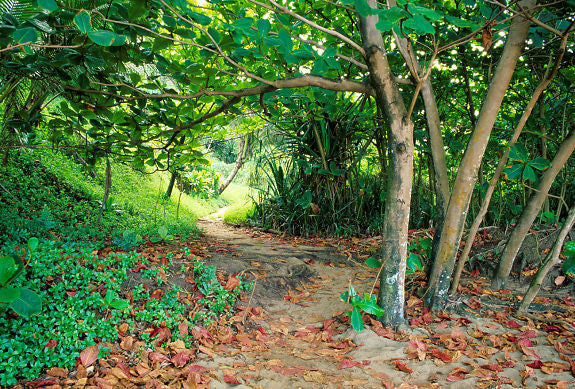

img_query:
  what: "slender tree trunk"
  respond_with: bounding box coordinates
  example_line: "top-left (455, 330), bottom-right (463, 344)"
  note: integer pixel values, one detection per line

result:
top-left (219, 134), bottom-right (249, 194)
top-left (492, 130), bottom-right (575, 289)
top-left (425, 0), bottom-right (535, 311)
top-left (517, 204), bottom-right (575, 312)
top-left (359, 0), bottom-right (414, 327)
top-left (98, 157), bottom-right (112, 224)
top-left (451, 38), bottom-right (567, 292)
top-left (165, 171), bottom-right (178, 198)
top-left (388, 0), bottom-right (450, 229)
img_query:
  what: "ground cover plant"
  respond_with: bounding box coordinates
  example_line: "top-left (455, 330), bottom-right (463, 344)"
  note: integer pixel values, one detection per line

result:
top-left (0, 150), bottom-right (252, 386)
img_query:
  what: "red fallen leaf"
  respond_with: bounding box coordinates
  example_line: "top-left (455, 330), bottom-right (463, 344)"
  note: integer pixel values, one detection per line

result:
top-left (339, 360), bottom-right (362, 369)
top-left (527, 360), bottom-right (543, 369)
top-left (44, 339), bottom-right (58, 349)
top-left (224, 374), bottom-right (241, 384)
top-left (304, 259), bottom-right (315, 265)
top-left (148, 352), bottom-right (170, 363)
top-left (517, 338), bottom-right (533, 347)
top-left (563, 297), bottom-right (575, 306)
top-left (224, 276), bottom-right (241, 290)
top-left (116, 361), bottom-right (132, 378)
top-left (362, 360), bottom-right (371, 366)
top-left (446, 367), bottom-right (468, 382)
top-left (66, 289), bottom-right (77, 297)
top-left (520, 345), bottom-right (541, 359)
top-left (506, 320), bottom-right (522, 329)
top-left (394, 360), bottom-right (413, 373)
top-left (131, 264), bottom-right (147, 272)
top-left (469, 269), bottom-right (480, 277)
top-left (431, 349), bottom-right (452, 363)
top-left (501, 360), bottom-right (516, 368)
top-left (171, 351), bottom-right (193, 368)
top-left (154, 327), bottom-right (172, 347)
top-left (543, 325), bottom-right (562, 333)
top-left (80, 345), bottom-right (99, 367)
top-left (188, 364), bottom-right (208, 373)
top-left (28, 379), bottom-right (58, 387)
top-left (518, 329), bottom-right (538, 339)
top-left (257, 327), bottom-right (268, 335)
top-left (179, 321), bottom-right (189, 337)
top-left (480, 363), bottom-right (503, 372)
top-left (150, 289), bottom-right (163, 300)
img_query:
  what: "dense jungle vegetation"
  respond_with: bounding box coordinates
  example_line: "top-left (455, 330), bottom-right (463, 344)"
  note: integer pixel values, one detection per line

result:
top-left (0, 0), bottom-right (574, 386)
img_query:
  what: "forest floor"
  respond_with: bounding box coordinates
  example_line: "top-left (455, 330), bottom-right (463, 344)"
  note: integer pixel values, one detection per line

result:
top-left (32, 218), bottom-right (575, 389)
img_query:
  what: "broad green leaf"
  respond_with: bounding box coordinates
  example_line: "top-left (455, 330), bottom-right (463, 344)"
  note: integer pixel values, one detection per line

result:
top-left (278, 29), bottom-right (292, 51)
top-left (403, 14), bottom-right (435, 35)
top-left (527, 157), bottom-right (551, 171)
top-left (364, 257), bottom-right (382, 269)
top-left (522, 165), bottom-right (537, 182)
top-left (257, 19), bottom-right (271, 37)
top-left (0, 287), bottom-right (20, 303)
top-left (408, 4), bottom-right (443, 21)
top-left (445, 15), bottom-right (479, 29)
top-left (562, 254), bottom-right (575, 275)
top-left (39, 0), bottom-right (58, 12)
top-left (109, 299), bottom-right (129, 309)
top-left (9, 288), bottom-right (42, 318)
top-left (27, 237), bottom-right (39, 253)
top-left (293, 49), bottom-right (315, 61)
top-left (207, 27), bottom-right (220, 43)
top-left (13, 27), bottom-right (37, 44)
top-left (509, 143), bottom-right (529, 162)
top-left (565, 241), bottom-right (575, 253)
top-left (88, 30), bottom-right (125, 46)
top-left (153, 37), bottom-right (171, 51)
top-left (74, 10), bottom-right (92, 34)
top-left (187, 11), bottom-right (211, 25)
top-left (232, 17), bottom-right (253, 31)
top-left (503, 164), bottom-right (523, 180)
top-left (0, 256), bottom-right (16, 286)
top-left (355, 0), bottom-right (372, 17)
top-left (351, 306), bottom-right (364, 331)
top-left (105, 289), bottom-right (117, 304)
top-left (158, 225), bottom-right (169, 239)
top-left (407, 253), bottom-right (423, 272)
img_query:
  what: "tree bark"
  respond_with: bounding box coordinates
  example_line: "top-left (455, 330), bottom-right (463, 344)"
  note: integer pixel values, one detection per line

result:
top-left (359, 0), bottom-right (414, 327)
top-left (492, 130), bottom-right (575, 289)
top-left (425, 0), bottom-right (535, 311)
top-left (165, 171), bottom-right (178, 198)
top-left (97, 157), bottom-right (112, 224)
top-left (451, 36), bottom-right (568, 292)
top-left (517, 204), bottom-right (575, 313)
top-left (219, 134), bottom-right (249, 194)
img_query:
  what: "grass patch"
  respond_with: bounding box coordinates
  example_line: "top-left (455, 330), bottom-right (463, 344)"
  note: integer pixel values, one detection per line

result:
top-left (219, 183), bottom-right (255, 223)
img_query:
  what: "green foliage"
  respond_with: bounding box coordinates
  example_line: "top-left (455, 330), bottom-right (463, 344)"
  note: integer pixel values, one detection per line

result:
top-left (340, 285), bottom-right (384, 332)
top-left (562, 241), bottom-right (575, 275)
top-left (179, 166), bottom-right (220, 199)
top-left (504, 143), bottom-right (551, 183)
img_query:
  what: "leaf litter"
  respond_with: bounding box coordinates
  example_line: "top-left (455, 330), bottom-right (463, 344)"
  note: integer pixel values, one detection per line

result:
top-left (26, 218), bottom-right (575, 388)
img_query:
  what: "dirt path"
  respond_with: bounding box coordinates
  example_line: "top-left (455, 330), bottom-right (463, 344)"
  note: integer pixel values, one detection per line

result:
top-left (190, 219), bottom-right (575, 388)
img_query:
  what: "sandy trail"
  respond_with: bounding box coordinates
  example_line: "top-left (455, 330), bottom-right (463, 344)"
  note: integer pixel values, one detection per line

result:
top-left (191, 218), bottom-right (575, 388)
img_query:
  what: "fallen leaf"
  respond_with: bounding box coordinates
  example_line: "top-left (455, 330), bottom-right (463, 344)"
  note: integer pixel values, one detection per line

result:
top-left (224, 374), bottom-right (241, 384)
top-left (43, 339), bottom-right (58, 349)
top-left (393, 360), bottom-right (413, 373)
top-left (555, 275), bottom-right (566, 286)
top-left (225, 277), bottom-right (241, 290)
top-left (46, 367), bottom-right (68, 378)
top-left (80, 345), bottom-right (99, 367)
top-left (339, 360), bottom-right (362, 369)
top-left (446, 367), bottom-right (468, 382)
top-left (171, 351), bottom-right (193, 368)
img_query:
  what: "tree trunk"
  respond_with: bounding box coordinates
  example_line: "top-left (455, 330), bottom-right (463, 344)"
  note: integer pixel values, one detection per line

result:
top-left (451, 37), bottom-right (567, 292)
top-left (492, 130), bottom-right (575, 289)
top-left (165, 171), bottom-right (178, 198)
top-left (517, 204), bottom-right (575, 313)
top-left (97, 157), bottom-right (112, 224)
top-left (425, 0), bottom-right (535, 311)
top-left (219, 134), bottom-right (249, 194)
top-left (359, 0), bottom-right (414, 328)
top-left (388, 1), bottom-right (450, 229)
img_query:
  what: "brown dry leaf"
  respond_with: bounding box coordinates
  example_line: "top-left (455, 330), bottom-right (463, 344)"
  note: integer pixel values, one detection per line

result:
top-left (120, 336), bottom-right (135, 351)
top-left (446, 367), bottom-right (468, 382)
top-left (109, 367), bottom-right (129, 379)
top-left (555, 275), bottom-right (566, 286)
top-left (46, 367), bottom-right (68, 378)
top-left (80, 345), bottom-right (99, 367)
top-left (198, 345), bottom-right (214, 356)
top-left (393, 360), bottom-right (413, 373)
top-left (541, 362), bottom-right (570, 374)
top-left (303, 371), bottom-right (326, 383)
top-left (171, 351), bottom-right (193, 368)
